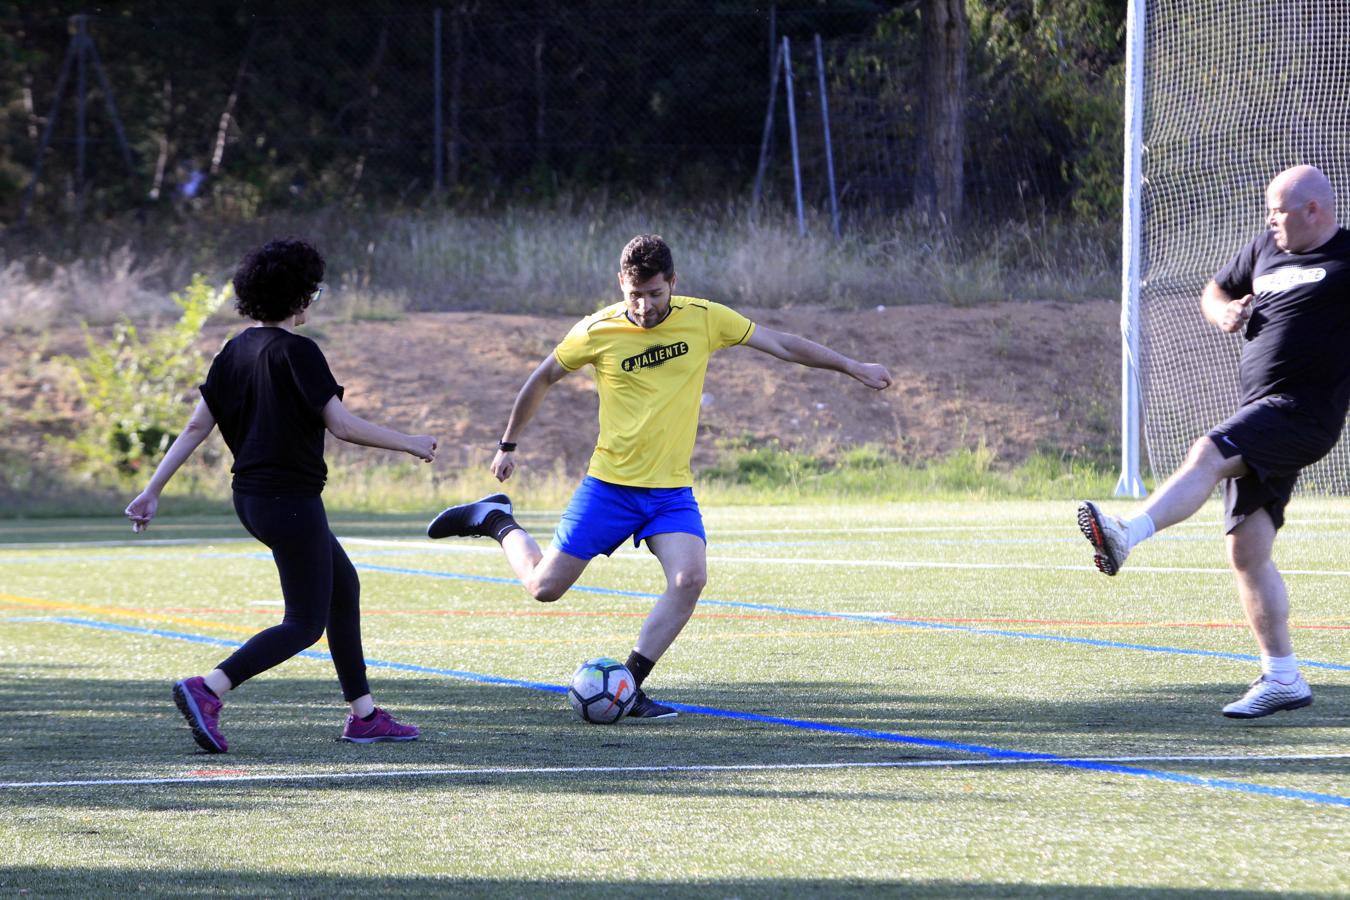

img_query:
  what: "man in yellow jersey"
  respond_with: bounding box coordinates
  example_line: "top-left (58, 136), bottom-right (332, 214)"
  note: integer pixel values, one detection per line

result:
top-left (428, 234), bottom-right (893, 717)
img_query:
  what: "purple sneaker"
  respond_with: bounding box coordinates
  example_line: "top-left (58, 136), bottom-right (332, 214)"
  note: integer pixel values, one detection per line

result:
top-left (340, 708), bottom-right (420, 743)
top-left (173, 676), bottom-right (227, 753)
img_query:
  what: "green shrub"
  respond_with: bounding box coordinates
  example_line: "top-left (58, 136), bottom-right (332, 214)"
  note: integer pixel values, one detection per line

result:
top-left (701, 443), bottom-right (825, 491)
top-left (55, 275), bottom-right (229, 479)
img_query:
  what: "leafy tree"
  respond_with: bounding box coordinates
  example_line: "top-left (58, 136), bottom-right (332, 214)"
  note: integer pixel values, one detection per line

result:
top-left (965, 0), bottom-right (1127, 218)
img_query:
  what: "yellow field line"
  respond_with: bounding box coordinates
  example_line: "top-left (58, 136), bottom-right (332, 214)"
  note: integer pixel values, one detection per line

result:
top-left (0, 592), bottom-right (303, 642)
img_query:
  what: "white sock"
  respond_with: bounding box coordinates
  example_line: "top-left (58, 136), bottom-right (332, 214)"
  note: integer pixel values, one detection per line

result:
top-left (1124, 512), bottom-right (1155, 550)
top-left (1261, 653), bottom-right (1299, 684)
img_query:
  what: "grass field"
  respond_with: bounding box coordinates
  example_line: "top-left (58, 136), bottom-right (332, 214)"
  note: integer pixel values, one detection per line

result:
top-left (1, 499), bottom-right (1347, 897)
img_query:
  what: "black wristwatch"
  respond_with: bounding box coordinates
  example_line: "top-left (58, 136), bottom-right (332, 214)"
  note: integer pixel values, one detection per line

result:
top-left (497, 440), bottom-right (517, 452)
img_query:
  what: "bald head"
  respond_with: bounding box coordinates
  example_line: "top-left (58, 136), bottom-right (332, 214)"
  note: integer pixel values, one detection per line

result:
top-left (1269, 165), bottom-right (1335, 210)
top-left (1266, 165), bottom-right (1339, 252)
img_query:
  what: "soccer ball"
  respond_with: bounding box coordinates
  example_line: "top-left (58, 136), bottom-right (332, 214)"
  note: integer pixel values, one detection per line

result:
top-left (568, 657), bottom-right (637, 724)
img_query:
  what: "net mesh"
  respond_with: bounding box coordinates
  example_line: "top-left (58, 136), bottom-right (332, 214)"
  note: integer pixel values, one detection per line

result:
top-left (1138, 0), bottom-right (1350, 490)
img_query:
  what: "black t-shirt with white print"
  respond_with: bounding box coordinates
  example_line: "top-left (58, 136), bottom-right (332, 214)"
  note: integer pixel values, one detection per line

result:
top-left (199, 327), bottom-right (343, 495)
top-left (1215, 227), bottom-right (1350, 434)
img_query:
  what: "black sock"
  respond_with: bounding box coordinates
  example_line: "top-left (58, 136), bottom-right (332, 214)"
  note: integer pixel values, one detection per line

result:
top-left (360, 709), bottom-right (378, 722)
top-left (203, 684), bottom-right (220, 699)
top-left (625, 651), bottom-right (656, 688)
top-left (481, 510), bottom-right (522, 543)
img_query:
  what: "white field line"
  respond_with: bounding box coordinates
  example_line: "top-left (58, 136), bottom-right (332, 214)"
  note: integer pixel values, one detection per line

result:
top-left (341, 538), bottom-right (499, 554)
top-left (5, 513), bottom-right (1350, 553)
top-left (7, 533), bottom-right (1350, 580)
top-left (337, 542), bottom-right (1350, 577)
top-left (3, 752), bottom-right (1347, 792)
top-left (6, 535), bottom-right (1349, 579)
top-left (707, 517), bottom-right (1350, 535)
top-left (339, 539), bottom-right (1350, 578)
top-left (704, 555), bottom-right (1350, 577)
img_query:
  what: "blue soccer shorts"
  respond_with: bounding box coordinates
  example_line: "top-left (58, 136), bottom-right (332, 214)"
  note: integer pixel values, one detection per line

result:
top-left (552, 476), bottom-right (706, 560)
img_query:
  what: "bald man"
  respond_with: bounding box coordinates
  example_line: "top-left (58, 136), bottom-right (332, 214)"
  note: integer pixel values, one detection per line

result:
top-left (1078, 165), bottom-right (1350, 718)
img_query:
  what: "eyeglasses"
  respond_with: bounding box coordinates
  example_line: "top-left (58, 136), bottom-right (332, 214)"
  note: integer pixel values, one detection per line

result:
top-left (304, 286), bottom-right (323, 308)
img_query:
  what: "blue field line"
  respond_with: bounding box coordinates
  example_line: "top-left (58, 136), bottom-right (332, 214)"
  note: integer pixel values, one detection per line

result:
top-left (351, 562), bottom-right (1350, 673)
top-left (668, 703), bottom-right (1350, 808)
top-left (36, 615), bottom-right (1350, 809)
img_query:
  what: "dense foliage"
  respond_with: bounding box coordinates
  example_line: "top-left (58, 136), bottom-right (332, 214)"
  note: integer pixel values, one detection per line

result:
top-left (0, 1), bottom-right (1126, 225)
top-left (55, 274), bottom-right (228, 477)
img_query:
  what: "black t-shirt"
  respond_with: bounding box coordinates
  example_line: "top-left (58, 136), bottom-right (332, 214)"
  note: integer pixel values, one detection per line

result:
top-left (200, 327), bottom-right (343, 495)
top-left (1215, 227), bottom-right (1350, 433)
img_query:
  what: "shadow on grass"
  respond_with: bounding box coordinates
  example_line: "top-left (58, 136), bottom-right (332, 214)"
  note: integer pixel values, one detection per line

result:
top-left (0, 867), bottom-right (1333, 899)
top-left (0, 671), bottom-right (1345, 806)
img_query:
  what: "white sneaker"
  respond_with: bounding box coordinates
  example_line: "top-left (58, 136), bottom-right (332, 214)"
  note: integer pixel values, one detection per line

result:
top-left (1221, 674), bottom-right (1313, 719)
top-left (1077, 500), bottom-right (1130, 576)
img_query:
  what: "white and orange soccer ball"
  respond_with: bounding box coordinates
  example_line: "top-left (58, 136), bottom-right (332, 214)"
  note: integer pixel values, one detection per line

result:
top-left (567, 657), bottom-right (637, 724)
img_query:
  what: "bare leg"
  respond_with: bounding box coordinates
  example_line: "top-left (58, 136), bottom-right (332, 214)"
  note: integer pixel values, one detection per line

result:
top-left (1226, 509), bottom-right (1293, 657)
top-left (635, 532), bottom-right (708, 662)
top-left (1142, 436), bottom-right (1249, 531)
top-left (500, 528), bottom-right (590, 602)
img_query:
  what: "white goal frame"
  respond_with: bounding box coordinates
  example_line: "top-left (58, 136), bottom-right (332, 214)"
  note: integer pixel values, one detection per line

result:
top-left (1118, 0), bottom-right (1350, 498)
top-left (1117, 0), bottom-right (1147, 498)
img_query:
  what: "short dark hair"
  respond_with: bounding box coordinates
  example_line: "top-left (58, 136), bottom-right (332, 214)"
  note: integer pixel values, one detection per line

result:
top-left (232, 239), bottom-right (325, 322)
top-left (619, 234), bottom-right (674, 282)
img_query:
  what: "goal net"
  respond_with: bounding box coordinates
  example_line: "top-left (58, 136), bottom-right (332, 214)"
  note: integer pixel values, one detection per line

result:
top-left (1133, 0), bottom-right (1350, 492)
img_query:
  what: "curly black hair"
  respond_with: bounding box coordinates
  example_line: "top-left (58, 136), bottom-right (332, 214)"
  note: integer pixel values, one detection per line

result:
top-left (231, 239), bottom-right (325, 322)
top-left (619, 234), bottom-right (675, 283)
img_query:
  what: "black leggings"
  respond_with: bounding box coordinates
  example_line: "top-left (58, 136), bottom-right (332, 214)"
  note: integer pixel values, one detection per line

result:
top-left (217, 492), bottom-right (370, 702)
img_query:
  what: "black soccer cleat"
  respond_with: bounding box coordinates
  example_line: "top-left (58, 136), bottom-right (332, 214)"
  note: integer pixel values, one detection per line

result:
top-left (426, 493), bottom-right (513, 539)
top-left (627, 689), bottom-right (678, 720)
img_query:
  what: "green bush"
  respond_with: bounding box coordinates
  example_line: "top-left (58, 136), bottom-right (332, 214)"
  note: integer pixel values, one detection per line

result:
top-left (702, 442), bottom-right (825, 490)
top-left (55, 275), bottom-right (229, 479)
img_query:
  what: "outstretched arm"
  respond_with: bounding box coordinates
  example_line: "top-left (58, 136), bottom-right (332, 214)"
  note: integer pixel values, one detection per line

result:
top-left (491, 354), bottom-right (571, 482)
top-left (744, 326), bottom-right (893, 389)
top-left (125, 399), bottom-right (217, 532)
top-left (322, 396), bottom-right (437, 461)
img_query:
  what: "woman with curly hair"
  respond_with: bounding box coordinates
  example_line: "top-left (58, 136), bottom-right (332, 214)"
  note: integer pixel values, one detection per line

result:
top-left (125, 238), bottom-right (437, 753)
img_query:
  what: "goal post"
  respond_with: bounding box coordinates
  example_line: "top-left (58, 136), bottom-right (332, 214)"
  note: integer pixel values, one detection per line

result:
top-left (1121, 0), bottom-right (1350, 496)
top-left (1116, 0), bottom-right (1147, 498)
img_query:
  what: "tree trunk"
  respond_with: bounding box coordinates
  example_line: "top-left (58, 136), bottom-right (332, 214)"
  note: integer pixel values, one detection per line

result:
top-left (918, 0), bottom-right (967, 225)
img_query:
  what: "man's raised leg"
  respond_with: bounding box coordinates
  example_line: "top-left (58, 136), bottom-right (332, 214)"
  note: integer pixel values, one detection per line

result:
top-left (499, 529), bottom-right (589, 603)
top-left (428, 494), bottom-right (589, 601)
top-left (1080, 436), bottom-right (1247, 574)
top-left (1221, 508), bottom-right (1311, 718)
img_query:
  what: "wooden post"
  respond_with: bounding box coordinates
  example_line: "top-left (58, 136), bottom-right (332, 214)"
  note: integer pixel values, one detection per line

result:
top-left (782, 36), bottom-right (806, 236)
top-left (814, 34), bottom-right (840, 238)
top-left (750, 43), bottom-right (782, 215)
top-left (75, 14), bottom-right (88, 212)
top-left (19, 21), bottom-right (79, 222)
top-left (433, 8), bottom-right (444, 195)
top-left (449, 7), bottom-right (464, 186)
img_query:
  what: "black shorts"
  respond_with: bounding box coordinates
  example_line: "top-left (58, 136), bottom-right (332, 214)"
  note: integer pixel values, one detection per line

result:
top-left (1207, 395), bottom-right (1340, 533)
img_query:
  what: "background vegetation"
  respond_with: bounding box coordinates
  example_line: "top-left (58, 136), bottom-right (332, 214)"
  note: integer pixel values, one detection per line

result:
top-left (0, 0), bottom-right (1131, 513)
top-left (1, 1), bottom-right (1126, 224)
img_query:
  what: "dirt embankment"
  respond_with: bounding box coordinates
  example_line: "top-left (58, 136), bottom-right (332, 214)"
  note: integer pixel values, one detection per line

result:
top-left (1, 301), bottom-right (1120, 501)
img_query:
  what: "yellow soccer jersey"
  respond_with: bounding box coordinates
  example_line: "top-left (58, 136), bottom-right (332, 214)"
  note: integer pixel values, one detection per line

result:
top-left (553, 297), bottom-right (756, 487)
